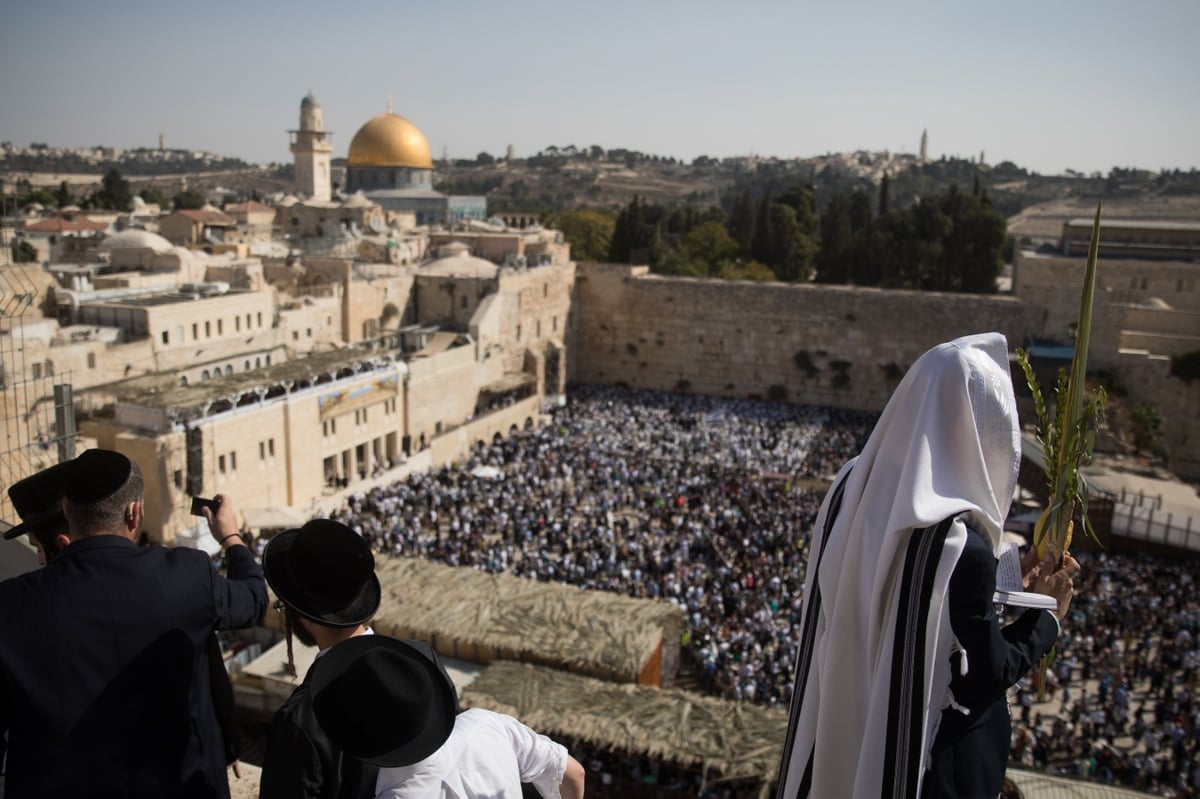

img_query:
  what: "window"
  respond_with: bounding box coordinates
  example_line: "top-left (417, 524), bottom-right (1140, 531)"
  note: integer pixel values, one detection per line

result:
top-left (246, 314), bottom-right (252, 329)
top-left (255, 357), bottom-right (261, 368)
top-left (225, 365), bottom-right (233, 376)
top-left (87, 352), bottom-right (96, 368)
top-left (179, 376), bottom-right (188, 386)
top-left (1141, 277), bottom-right (1148, 290)
top-left (460, 296), bottom-right (467, 309)
top-left (235, 316), bottom-right (241, 332)
top-left (31, 363), bottom-right (42, 379)
top-left (268, 439), bottom-right (275, 457)
top-left (173, 470), bottom-right (183, 490)
top-left (218, 455), bottom-right (226, 474)
top-left (265, 355), bottom-right (271, 366)
top-left (205, 321), bottom-right (211, 338)
top-left (293, 331), bottom-right (299, 341)
top-left (536, 320), bottom-right (541, 337)
top-left (46, 361), bottom-right (53, 376)
top-left (260, 442), bottom-right (266, 460)
top-left (217, 319), bottom-right (223, 335)
top-left (306, 328), bottom-right (312, 338)
top-left (257, 312), bottom-right (263, 327)
top-left (193, 323), bottom-right (199, 340)
top-left (244, 360), bottom-right (251, 370)
top-left (230, 452), bottom-right (237, 471)
top-left (162, 331), bottom-right (169, 345)
top-left (330, 419), bottom-right (336, 434)
top-left (544, 283), bottom-right (548, 297)
top-left (552, 316), bottom-right (557, 332)
top-left (516, 324), bottom-right (522, 341)
top-left (202, 370), bottom-right (210, 380)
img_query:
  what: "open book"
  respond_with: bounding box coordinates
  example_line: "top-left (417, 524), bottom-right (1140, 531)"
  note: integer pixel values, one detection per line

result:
top-left (993, 543), bottom-right (1058, 610)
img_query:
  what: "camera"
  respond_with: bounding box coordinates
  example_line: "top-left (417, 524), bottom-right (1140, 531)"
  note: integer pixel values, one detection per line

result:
top-left (190, 496), bottom-right (221, 517)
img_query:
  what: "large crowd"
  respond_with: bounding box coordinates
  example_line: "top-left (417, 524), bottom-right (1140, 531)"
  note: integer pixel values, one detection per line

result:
top-left (328, 385), bottom-right (874, 710)
top-left (306, 384), bottom-right (1200, 796)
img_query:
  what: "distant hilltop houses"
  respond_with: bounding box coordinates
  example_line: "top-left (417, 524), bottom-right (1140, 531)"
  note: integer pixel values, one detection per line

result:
top-left (0, 141), bottom-right (252, 174)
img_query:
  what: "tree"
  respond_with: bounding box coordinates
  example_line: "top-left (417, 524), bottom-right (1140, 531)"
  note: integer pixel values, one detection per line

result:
top-left (173, 189), bottom-right (205, 210)
top-left (878, 174), bottom-right (891, 216)
top-left (726, 190), bottom-right (755, 254)
top-left (816, 193), bottom-right (853, 283)
top-left (140, 187), bottom-right (166, 206)
top-left (10, 239), bottom-right (37, 263)
top-left (682, 221), bottom-right (739, 275)
top-left (718, 260), bottom-right (776, 282)
top-left (475, 152), bottom-right (495, 165)
top-left (1129, 404), bottom-right (1164, 456)
top-left (556, 209), bottom-right (616, 263)
top-left (96, 168), bottom-right (132, 210)
top-left (55, 181), bottom-right (72, 209)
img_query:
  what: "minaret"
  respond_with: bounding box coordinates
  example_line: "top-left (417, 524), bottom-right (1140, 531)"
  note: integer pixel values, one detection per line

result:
top-left (290, 91), bottom-right (333, 201)
top-left (919, 128), bottom-right (928, 163)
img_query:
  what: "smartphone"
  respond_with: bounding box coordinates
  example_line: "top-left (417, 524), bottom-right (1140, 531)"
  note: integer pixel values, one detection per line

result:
top-left (190, 496), bottom-right (221, 517)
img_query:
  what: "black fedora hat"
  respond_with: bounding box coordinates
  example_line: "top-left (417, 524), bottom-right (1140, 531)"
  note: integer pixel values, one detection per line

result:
top-left (3, 462), bottom-right (71, 540)
top-left (263, 519), bottom-right (380, 627)
top-left (310, 636), bottom-right (458, 767)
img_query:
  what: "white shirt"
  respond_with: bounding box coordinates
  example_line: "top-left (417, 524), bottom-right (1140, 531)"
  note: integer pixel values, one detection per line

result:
top-left (374, 708), bottom-right (567, 799)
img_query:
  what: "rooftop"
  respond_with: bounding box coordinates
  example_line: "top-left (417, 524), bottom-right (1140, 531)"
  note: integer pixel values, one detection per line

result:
top-left (84, 345), bottom-right (406, 416)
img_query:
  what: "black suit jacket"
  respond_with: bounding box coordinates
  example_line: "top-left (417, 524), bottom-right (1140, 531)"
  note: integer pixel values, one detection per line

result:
top-left (922, 527), bottom-right (1059, 799)
top-left (259, 671), bottom-right (380, 799)
top-left (0, 535), bottom-right (267, 798)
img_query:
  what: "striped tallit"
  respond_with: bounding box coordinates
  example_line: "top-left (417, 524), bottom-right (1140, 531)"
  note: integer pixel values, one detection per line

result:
top-left (777, 333), bottom-right (1021, 798)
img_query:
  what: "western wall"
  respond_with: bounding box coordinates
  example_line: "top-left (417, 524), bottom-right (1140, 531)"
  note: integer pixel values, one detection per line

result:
top-left (570, 263), bottom-right (1047, 413)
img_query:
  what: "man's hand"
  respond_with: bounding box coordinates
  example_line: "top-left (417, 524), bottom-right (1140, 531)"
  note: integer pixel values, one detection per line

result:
top-left (203, 494), bottom-right (243, 550)
top-left (1032, 553), bottom-right (1079, 622)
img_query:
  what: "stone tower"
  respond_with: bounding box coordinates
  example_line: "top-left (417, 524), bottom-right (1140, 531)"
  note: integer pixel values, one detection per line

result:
top-left (919, 128), bottom-right (928, 163)
top-left (290, 92), bottom-right (333, 201)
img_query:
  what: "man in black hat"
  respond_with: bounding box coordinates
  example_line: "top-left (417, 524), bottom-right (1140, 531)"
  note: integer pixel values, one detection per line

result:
top-left (259, 518), bottom-right (388, 799)
top-left (309, 636), bottom-right (586, 799)
top-left (2, 461), bottom-right (72, 565)
top-left (0, 448), bottom-right (268, 798)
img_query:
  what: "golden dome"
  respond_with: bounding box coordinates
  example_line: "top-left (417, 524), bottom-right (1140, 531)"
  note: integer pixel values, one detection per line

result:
top-left (347, 112), bottom-right (433, 169)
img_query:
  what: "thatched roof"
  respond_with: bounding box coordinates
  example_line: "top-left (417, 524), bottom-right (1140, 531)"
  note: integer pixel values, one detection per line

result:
top-left (371, 558), bottom-right (685, 683)
top-left (463, 661), bottom-right (786, 787)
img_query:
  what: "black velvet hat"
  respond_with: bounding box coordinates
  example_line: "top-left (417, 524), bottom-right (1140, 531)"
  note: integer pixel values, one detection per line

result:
top-left (263, 519), bottom-right (381, 627)
top-left (61, 449), bottom-right (134, 504)
top-left (309, 636), bottom-right (458, 767)
top-left (3, 462), bottom-right (71, 540)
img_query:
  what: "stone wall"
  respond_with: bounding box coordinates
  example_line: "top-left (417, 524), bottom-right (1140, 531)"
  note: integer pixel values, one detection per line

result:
top-left (1115, 351), bottom-right (1200, 480)
top-left (570, 264), bottom-right (1045, 412)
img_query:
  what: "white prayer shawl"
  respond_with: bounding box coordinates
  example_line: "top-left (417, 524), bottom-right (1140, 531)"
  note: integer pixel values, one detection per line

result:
top-left (777, 333), bottom-right (1021, 799)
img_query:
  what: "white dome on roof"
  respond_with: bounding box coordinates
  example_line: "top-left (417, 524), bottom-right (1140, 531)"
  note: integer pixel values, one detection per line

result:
top-left (422, 249), bottom-right (499, 279)
top-left (100, 229), bottom-right (173, 254)
top-left (278, 195), bottom-right (300, 207)
top-left (342, 191), bottom-right (372, 208)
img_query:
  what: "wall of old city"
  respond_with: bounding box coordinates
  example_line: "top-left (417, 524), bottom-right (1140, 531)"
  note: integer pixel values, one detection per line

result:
top-left (343, 268), bottom-right (413, 342)
top-left (570, 264), bottom-right (1047, 412)
top-left (493, 263), bottom-right (575, 387)
top-left (1116, 350), bottom-right (1200, 480)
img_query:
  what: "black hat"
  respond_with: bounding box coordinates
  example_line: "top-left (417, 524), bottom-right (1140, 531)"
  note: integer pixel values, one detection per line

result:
top-left (61, 449), bottom-right (134, 504)
top-left (263, 519), bottom-right (380, 627)
top-left (3, 463), bottom-right (71, 540)
top-left (310, 636), bottom-right (458, 767)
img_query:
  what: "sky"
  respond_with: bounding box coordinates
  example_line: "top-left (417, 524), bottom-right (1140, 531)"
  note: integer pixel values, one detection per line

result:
top-left (2, 0), bottom-right (1198, 177)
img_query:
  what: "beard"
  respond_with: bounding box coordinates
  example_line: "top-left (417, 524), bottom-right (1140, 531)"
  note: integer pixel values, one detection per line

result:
top-left (285, 606), bottom-right (318, 647)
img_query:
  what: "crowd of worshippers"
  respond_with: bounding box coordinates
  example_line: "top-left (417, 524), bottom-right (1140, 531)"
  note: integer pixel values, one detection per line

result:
top-left (318, 385), bottom-right (877, 709)
top-left (310, 383), bottom-right (1200, 794)
top-left (1002, 550), bottom-right (1200, 796)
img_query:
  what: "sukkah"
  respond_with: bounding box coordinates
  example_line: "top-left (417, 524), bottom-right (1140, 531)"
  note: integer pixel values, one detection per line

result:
top-left (462, 660), bottom-right (787, 789)
top-left (372, 557), bottom-right (685, 685)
